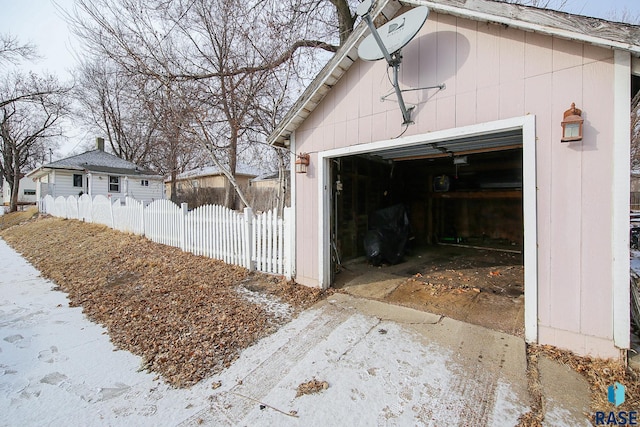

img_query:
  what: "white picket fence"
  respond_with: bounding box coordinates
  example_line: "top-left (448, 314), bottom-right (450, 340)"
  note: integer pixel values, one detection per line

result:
top-left (39, 195), bottom-right (292, 277)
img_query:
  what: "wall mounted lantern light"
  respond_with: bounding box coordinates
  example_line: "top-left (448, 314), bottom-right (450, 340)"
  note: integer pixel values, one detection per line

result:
top-left (561, 102), bottom-right (584, 143)
top-left (295, 153), bottom-right (310, 174)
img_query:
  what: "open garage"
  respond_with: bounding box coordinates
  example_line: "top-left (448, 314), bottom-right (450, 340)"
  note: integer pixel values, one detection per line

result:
top-left (326, 129), bottom-right (528, 336)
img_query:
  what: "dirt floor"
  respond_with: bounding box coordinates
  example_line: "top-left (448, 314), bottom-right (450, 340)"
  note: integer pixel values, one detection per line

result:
top-left (334, 245), bottom-right (525, 337)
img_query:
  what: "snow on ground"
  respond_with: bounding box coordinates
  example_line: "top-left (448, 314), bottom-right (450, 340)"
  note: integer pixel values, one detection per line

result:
top-left (0, 239), bottom-right (530, 426)
top-left (235, 285), bottom-right (294, 322)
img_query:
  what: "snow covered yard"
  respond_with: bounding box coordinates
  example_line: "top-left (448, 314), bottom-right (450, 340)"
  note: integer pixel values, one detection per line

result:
top-left (0, 216), bottom-right (325, 388)
top-left (0, 237), bottom-right (532, 426)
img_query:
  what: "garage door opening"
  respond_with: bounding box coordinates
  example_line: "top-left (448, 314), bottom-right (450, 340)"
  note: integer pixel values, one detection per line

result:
top-left (326, 132), bottom-right (527, 337)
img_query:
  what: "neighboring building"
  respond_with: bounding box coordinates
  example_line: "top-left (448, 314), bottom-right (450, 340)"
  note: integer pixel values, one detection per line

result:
top-left (164, 164), bottom-right (260, 200)
top-left (1, 176), bottom-right (37, 206)
top-left (268, 0), bottom-right (640, 359)
top-left (250, 171), bottom-right (290, 191)
top-left (27, 138), bottom-right (164, 202)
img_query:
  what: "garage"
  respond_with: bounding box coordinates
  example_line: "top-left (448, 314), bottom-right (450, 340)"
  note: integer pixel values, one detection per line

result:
top-left (269, 0), bottom-right (636, 358)
top-left (315, 117), bottom-right (538, 342)
top-left (323, 126), bottom-right (531, 336)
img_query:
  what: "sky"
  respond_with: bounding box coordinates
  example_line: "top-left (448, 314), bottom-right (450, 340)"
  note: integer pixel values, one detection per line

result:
top-left (0, 0), bottom-right (639, 156)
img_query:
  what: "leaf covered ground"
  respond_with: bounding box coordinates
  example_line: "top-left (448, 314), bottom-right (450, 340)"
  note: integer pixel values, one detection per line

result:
top-left (1, 215), bottom-right (329, 387)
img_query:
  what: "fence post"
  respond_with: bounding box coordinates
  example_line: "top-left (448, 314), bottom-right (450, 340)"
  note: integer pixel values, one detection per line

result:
top-left (140, 200), bottom-right (146, 236)
top-left (283, 207), bottom-right (292, 279)
top-left (180, 202), bottom-right (188, 251)
top-left (108, 196), bottom-right (115, 228)
top-left (243, 207), bottom-right (254, 271)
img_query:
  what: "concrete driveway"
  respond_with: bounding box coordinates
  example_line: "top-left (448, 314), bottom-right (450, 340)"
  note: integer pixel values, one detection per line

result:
top-left (0, 240), bottom-right (591, 426)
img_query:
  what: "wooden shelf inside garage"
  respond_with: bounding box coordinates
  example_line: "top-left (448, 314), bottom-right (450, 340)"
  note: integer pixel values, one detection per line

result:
top-left (431, 190), bottom-right (522, 199)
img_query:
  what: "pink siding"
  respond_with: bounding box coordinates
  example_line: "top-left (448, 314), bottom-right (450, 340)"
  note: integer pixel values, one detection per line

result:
top-left (294, 12), bottom-right (619, 357)
top-left (580, 59), bottom-right (614, 339)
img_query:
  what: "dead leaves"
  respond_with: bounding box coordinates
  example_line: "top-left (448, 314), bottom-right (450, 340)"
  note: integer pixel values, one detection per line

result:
top-left (1, 217), bottom-right (329, 388)
top-left (295, 378), bottom-right (329, 397)
top-left (528, 344), bottom-right (640, 414)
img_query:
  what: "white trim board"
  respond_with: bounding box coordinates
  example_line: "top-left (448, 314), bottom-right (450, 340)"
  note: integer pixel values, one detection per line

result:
top-left (318, 115), bottom-right (538, 343)
top-left (612, 50), bottom-right (631, 350)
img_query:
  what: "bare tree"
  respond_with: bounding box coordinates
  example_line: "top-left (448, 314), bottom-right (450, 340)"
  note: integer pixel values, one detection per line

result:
top-left (0, 34), bottom-right (38, 66)
top-left (631, 90), bottom-right (640, 172)
top-left (74, 58), bottom-right (157, 165)
top-left (65, 0), bottom-right (360, 209)
top-left (497, 0), bottom-right (568, 8)
top-left (143, 81), bottom-right (203, 202)
top-left (0, 72), bottom-right (69, 212)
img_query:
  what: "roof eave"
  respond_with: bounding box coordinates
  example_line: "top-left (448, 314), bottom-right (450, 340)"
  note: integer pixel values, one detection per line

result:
top-left (414, 0), bottom-right (640, 56)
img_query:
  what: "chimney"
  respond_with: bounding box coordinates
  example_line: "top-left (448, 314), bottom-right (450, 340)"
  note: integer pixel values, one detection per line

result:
top-left (96, 137), bottom-right (105, 151)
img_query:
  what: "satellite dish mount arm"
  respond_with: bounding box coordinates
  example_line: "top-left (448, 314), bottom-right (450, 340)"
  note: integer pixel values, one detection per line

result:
top-left (361, 12), bottom-right (414, 125)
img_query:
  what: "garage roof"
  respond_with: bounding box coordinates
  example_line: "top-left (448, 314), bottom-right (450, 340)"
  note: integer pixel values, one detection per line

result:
top-left (268, 0), bottom-right (640, 147)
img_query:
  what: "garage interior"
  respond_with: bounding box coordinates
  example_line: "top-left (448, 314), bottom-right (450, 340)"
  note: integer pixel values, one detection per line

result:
top-left (330, 130), bottom-right (526, 337)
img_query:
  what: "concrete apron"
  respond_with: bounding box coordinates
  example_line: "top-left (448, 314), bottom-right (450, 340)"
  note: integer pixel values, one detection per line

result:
top-left (186, 294), bottom-right (530, 426)
top-left (185, 294), bottom-right (594, 426)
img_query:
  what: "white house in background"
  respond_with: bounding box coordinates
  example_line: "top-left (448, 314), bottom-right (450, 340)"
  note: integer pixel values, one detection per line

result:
top-left (1, 176), bottom-right (37, 206)
top-left (27, 138), bottom-right (165, 203)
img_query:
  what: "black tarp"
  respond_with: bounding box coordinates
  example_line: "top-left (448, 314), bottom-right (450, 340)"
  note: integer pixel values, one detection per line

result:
top-left (363, 204), bottom-right (410, 266)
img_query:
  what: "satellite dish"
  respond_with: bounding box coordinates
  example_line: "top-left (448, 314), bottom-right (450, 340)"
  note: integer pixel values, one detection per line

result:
top-left (356, 4), bottom-right (434, 125)
top-left (358, 6), bottom-right (429, 62)
top-left (356, 0), bottom-right (373, 17)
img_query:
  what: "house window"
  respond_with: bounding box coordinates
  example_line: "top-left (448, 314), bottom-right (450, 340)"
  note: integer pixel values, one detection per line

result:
top-left (73, 174), bottom-right (83, 187)
top-left (23, 189), bottom-right (36, 195)
top-left (192, 180), bottom-right (199, 188)
top-left (141, 180), bottom-right (149, 187)
top-left (109, 176), bottom-right (120, 192)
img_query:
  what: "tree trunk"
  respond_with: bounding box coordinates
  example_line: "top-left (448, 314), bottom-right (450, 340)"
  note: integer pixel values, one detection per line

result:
top-left (9, 166), bottom-right (19, 213)
top-left (170, 169), bottom-right (178, 203)
top-left (329, 0), bottom-right (355, 45)
top-left (224, 131), bottom-right (238, 209)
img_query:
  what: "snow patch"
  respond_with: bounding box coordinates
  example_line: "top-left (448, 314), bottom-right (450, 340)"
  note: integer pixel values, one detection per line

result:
top-left (235, 285), bottom-right (294, 321)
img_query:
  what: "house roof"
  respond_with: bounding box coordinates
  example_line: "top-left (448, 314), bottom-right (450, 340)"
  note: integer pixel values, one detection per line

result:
top-left (251, 171), bottom-right (281, 182)
top-left (267, 0), bottom-right (640, 147)
top-left (165, 164), bottom-right (262, 183)
top-left (27, 149), bottom-right (161, 179)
